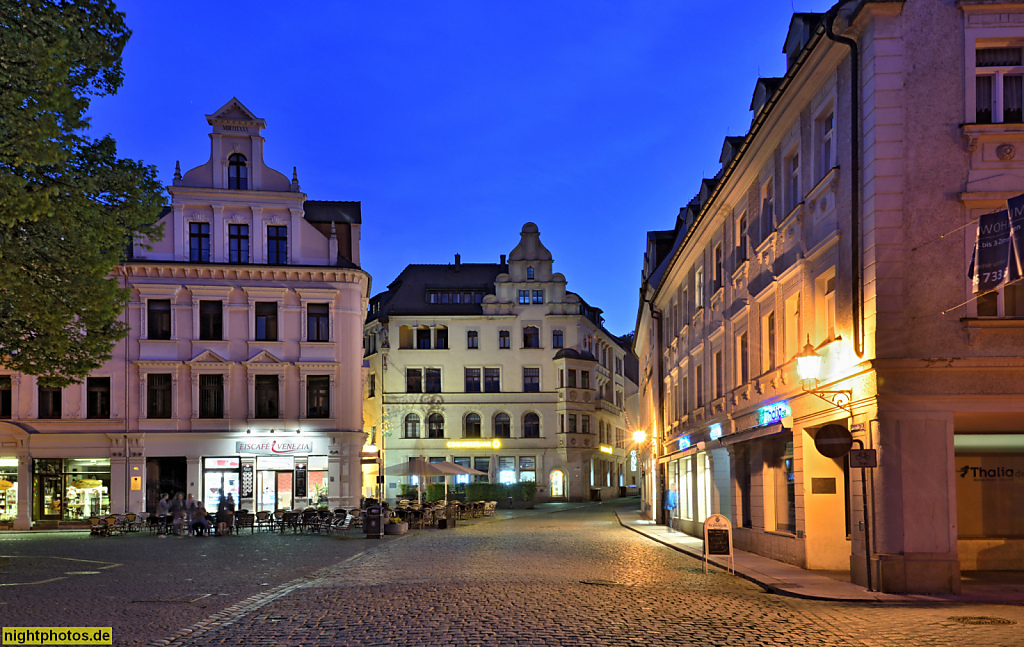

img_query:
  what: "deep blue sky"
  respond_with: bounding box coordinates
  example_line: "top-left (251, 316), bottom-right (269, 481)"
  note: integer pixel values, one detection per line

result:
top-left (88, 1), bottom-right (836, 336)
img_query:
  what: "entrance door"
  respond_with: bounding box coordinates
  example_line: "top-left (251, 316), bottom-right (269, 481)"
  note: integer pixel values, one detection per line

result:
top-left (37, 475), bottom-right (62, 520)
top-left (276, 471), bottom-right (293, 510)
top-left (550, 470), bottom-right (565, 498)
top-left (256, 470), bottom-right (294, 512)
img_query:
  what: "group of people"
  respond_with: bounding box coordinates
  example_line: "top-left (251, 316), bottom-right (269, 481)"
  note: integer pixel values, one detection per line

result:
top-left (154, 491), bottom-right (235, 536)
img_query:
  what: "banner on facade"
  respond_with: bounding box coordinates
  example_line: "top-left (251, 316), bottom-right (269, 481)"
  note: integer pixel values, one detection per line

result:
top-left (1007, 192), bottom-right (1024, 278)
top-left (969, 210), bottom-right (1012, 294)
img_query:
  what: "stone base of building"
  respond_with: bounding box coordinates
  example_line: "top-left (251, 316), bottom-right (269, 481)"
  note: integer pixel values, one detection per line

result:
top-left (851, 552), bottom-right (962, 594)
top-left (959, 539), bottom-right (1024, 571)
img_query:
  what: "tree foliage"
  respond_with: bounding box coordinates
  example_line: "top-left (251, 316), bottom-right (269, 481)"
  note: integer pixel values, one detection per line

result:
top-left (0, 1), bottom-right (164, 387)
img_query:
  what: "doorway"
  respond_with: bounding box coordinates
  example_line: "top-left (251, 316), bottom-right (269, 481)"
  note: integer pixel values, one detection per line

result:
top-left (257, 470), bottom-right (293, 512)
top-left (550, 469), bottom-right (566, 498)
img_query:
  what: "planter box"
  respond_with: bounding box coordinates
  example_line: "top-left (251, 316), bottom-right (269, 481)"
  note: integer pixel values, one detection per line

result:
top-left (384, 522), bottom-right (408, 535)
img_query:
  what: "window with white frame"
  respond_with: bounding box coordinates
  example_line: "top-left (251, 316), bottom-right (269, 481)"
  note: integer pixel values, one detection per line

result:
top-left (713, 350), bottom-right (723, 400)
top-left (975, 46), bottom-right (1024, 124)
top-left (713, 244), bottom-right (723, 293)
top-left (736, 331), bottom-right (749, 385)
top-left (785, 148), bottom-right (800, 214)
top-left (815, 107), bottom-right (834, 181)
top-left (736, 211), bottom-right (748, 263)
top-left (762, 309), bottom-right (776, 372)
top-left (695, 267), bottom-right (704, 308)
top-left (759, 178), bottom-right (775, 239)
top-left (784, 292), bottom-right (801, 362)
top-left (816, 270), bottom-right (837, 340)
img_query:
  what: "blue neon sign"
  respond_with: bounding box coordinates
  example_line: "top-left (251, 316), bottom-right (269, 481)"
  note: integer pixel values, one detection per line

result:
top-left (709, 424), bottom-right (722, 441)
top-left (758, 402), bottom-right (791, 426)
top-left (678, 435), bottom-right (691, 450)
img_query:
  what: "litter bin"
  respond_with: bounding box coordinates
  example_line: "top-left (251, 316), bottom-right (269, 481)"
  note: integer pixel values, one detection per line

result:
top-left (439, 501), bottom-right (457, 530)
top-left (364, 504), bottom-right (384, 538)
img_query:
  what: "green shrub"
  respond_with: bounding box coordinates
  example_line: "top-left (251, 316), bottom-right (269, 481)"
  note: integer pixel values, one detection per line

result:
top-left (512, 480), bottom-right (537, 501)
top-left (425, 483), bottom-right (446, 502)
top-left (399, 484), bottom-right (419, 500)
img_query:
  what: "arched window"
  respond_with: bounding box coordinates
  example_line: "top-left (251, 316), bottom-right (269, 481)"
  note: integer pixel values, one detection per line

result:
top-left (464, 413), bottom-right (481, 438)
top-left (527, 266), bottom-right (535, 280)
top-left (523, 326), bottom-right (539, 348)
top-left (428, 413), bottom-right (444, 439)
top-left (493, 412), bottom-right (511, 438)
top-left (523, 413), bottom-right (540, 438)
top-left (403, 413), bottom-right (420, 439)
top-left (228, 154), bottom-right (248, 190)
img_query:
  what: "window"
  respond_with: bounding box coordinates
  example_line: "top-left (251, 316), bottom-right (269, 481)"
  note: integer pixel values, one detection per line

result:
top-left (473, 456), bottom-right (490, 482)
top-left (821, 274), bottom-right (836, 338)
top-left (255, 302), bottom-right (278, 341)
top-left (566, 369), bottom-right (576, 388)
top-left (255, 375), bottom-right (279, 418)
top-left (976, 47), bottom-right (1024, 124)
top-left (532, 290), bottom-right (543, 304)
top-left (467, 330), bottom-right (478, 349)
top-left (498, 456), bottom-right (516, 484)
top-left (411, 327), bottom-right (429, 349)
top-left (523, 367), bottom-right (539, 392)
top-left (519, 456), bottom-right (536, 483)
top-left (567, 414), bottom-right (577, 433)
top-left (424, 368), bottom-right (441, 393)
top-left (404, 414), bottom-right (421, 439)
top-left (434, 327), bottom-right (448, 349)
top-left (465, 368), bottom-right (481, 393)
top-left (523, 413), bottom-right (540, 438)
top-left (737, 332), bottom-right (749, 385)
top-left (147, 299), bottom-right (171, 340)
top-left (713, 351), bottom-right (723, 400)
top-left (406, 369), bottom-right (422, 393)
top-left (307, 303), bottom-right (330, 342)
top-left (306, 376), bottom-right (329, 419)
top-left (786, 149), bottom-right (800, 214)
top-left (484, 368), bottom-right (500, 393)
top-left (229, 224), bottom-right (249, 263)
top-left (428, 413), bottom-right (445, 439)
top-left (784, 293), bottom-right (801, 361)
top-left (368, 373), bottom-right (375, 398)
top-left (552, 329), bottom-right (563, 348)
top-left (228, 153), bottom-right (248, 190)
top-left (189, 222), bottom-right (210, 262)
top-left (581, 414), bottom-right (590, 434)
top-left (736, 212), bottom-right (748, 263)
top-left (518, 290), bottom-right (530, 304)
top-left (37, 385), bottom-right (60, 419)
top-left (147, 374), bottom-right (171, 418)
top-left (498, 330), bottom-right (510, 349)
top-left (199, 300), bottom-right (223, 341)
top-left (523, 326), bottom-right (539, 348)
top-left (774, 434), bottom-right (797, 533)
top-left (199, 374), bottom-right (224, 418)
top-left (713, 244), bottom-right (723, 293)
top-left (87, 377), bottom-right (110, 419)
top-left (762, 310), bottom-right (776, 372)
top-left (681, 375), bottom-right (688, 414)
top-left (695, 267), bottom-right (704, 308)
top-left (464, 413), bottom-right (481, 438)
top-left (494, 413), bottom-right (511, 438)
top-left (0, 376), bottom-right (11, 419)
top-left (760, 178), bottom-right (775, 238)
top-left (267, 226), bottom-right (287, 265)
top-left (581, 370), bottom-right (590, 389)
top-left (695, 364), bottom-right (704, 408)
top-left (527, 266), bottom-right (534, 279)
top-left (816, 109), bottom-right (834, 180)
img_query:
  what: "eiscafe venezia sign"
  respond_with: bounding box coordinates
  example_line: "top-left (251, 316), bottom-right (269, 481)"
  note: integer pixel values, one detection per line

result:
top-left (235, 439), bottom-right (317, 456)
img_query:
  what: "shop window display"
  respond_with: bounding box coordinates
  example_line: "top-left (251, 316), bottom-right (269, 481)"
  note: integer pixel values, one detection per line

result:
top-left (33, 458), bottom-right (111, 520)
top-left (0, 458), bottom-right (18, 522)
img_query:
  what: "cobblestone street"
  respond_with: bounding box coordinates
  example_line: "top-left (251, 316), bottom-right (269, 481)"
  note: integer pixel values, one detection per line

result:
top-left (3, 503), bottom-right (1023, 646)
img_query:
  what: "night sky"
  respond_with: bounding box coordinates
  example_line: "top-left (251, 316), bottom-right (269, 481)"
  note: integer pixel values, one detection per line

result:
top-left (87, 0), bottom-right (836, 335)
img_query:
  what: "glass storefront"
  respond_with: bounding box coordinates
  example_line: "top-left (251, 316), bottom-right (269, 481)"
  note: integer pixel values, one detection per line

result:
top-left (33, 458), bottom-right (111, 520)
top-left (203, 457), bottom-right (240, 512)
top-left (256, 455), bottom-right (294, 512)
top-left (0, 457), bottom-right (17, 521)
top-left (955, 434), bottom-right (1024, 538)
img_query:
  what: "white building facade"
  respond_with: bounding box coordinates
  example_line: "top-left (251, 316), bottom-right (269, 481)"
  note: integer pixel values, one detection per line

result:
top-left (636, 1), bottom-right (1024, 594)
top-left (0, 99), bottom-right (370, 528)
top-left (363, 223), bottom-right (639, 503)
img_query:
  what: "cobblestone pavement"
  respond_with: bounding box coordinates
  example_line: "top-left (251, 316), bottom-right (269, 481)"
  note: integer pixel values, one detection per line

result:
top-left (157, 504), bottom-right (1024, 647)
top-left (4, 506), bottom-right (1023, 647)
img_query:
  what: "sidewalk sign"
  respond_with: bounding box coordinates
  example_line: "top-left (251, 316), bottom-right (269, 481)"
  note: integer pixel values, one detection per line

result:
top-left (703, 514), bottom-right (734, 574)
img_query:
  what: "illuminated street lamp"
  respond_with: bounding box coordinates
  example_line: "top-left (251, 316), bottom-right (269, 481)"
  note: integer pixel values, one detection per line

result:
top-left (632, 430), bottom-right (647, 445)
top-left (795, 335), bottom-right (853, 419)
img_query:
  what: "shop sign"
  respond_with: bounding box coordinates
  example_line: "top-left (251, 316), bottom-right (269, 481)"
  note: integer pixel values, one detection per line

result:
top-left (678, 435), bottom-right (691, 450)
top-left (599, 445), bottom-right (613, 454)
top-left (447, 439), bottom-right (501, 449)
top-left (709, 424), bottom-right (722, 441)
top-left (630, 450), bottom-right (637, 471)
top-left (956, 455), bottom-right (1024, 538)
top-left (758, 402), bottom-right (791, 427)
top-left (235, 440), bottom-right (314, 455)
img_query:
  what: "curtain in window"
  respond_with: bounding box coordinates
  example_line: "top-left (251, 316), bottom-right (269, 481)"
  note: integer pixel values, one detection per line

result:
top-left (1005, 74), bottom-right (1023, 123)
top-left (977, 75), bottom-right (994, 123)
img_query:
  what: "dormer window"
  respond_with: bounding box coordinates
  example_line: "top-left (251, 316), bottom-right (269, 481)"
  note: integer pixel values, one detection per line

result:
top-left (228, 154), bottom-right (248, 190)
top-left (527, 266), bottom-right (534, 279)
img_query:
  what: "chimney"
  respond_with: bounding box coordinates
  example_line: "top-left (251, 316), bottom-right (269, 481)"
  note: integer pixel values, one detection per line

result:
top-left (455, 253), bottom-right (461, 267)
top-left (500, 254), bottom-right (506, 266)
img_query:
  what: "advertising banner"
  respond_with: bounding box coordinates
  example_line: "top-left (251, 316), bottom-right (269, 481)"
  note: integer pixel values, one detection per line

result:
top-left (970, 210), bottom-right (1012, 294)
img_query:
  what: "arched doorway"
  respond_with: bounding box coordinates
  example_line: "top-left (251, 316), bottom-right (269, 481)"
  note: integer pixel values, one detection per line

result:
top-left (550, 469), bottom-right (566, 498)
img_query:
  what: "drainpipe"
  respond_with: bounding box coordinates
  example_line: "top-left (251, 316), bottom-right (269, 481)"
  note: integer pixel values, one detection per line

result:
top-left (825, 5), bottom-right (864, 359)
top-left (650, 304), bottom-right (667, 526)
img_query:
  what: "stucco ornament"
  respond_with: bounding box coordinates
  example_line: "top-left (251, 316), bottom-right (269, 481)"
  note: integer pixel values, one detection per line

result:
top-left (997, 143), bottom-right (1016, 161)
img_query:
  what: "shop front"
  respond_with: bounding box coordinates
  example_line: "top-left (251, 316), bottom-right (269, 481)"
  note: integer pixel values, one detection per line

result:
top-left (955, 431), bottom-right (1024, 570)
top-left (0, 457), bottom-right (18, 523)
top-left (32, 458), bottom-right (111, 521)
top-left (234, 438), bottom-right (330, 512)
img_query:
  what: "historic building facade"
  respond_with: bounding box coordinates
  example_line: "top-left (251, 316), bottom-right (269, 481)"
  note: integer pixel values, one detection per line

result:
top-left (0, 99), bottom-right (370, 528)
top-left (635, 0), bottom-right (1024, 594)
top-left (363, 223), bottom-right (639, 503)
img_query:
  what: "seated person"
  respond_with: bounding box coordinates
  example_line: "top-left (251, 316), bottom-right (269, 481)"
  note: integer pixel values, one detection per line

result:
top-left (190, 501), bottom-right (211, 536)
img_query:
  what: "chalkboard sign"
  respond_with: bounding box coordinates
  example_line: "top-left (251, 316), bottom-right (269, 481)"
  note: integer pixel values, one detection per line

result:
top-left (295, 464), bottom-right (307, 499)
top-left (706, 528), bottom-right (731, 555)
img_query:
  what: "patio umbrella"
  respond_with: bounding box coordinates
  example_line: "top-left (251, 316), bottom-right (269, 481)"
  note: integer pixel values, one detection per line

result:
top-left (384, 458), bottom-right (483, 504)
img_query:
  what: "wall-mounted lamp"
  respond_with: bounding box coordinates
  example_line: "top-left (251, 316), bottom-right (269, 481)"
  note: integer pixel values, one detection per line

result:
top-left (796, 335), bottom-right (853, 418)
top-left (632, 430), bottom-right (647, 444)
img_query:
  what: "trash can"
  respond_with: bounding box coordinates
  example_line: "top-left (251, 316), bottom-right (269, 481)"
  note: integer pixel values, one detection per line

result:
top-left (364, 504), bottom-right (384, 539)
top-left (439, 501), bottom-right (457, 530)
